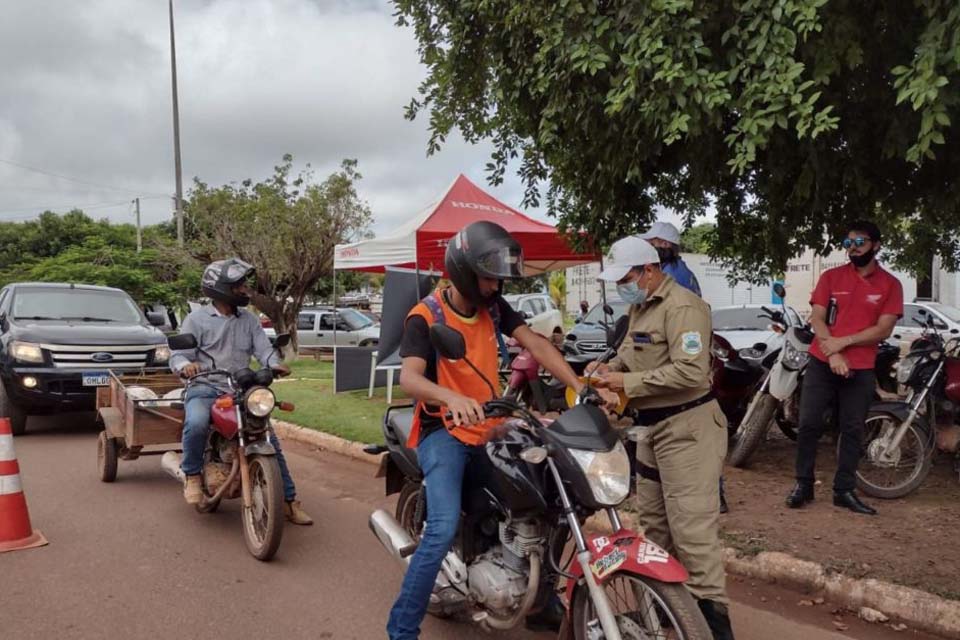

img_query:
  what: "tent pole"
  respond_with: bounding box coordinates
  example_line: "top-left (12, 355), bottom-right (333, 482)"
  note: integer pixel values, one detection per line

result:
top-left (332, 268), bottom-right (338, 391)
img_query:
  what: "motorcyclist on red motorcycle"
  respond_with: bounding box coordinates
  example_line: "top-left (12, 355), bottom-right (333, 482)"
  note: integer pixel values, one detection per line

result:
top-left (169, 258), bottom-right (312, 526)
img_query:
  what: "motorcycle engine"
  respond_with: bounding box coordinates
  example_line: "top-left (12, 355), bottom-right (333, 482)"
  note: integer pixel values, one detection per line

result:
top-left (467, 519), bottom-right (543, 614)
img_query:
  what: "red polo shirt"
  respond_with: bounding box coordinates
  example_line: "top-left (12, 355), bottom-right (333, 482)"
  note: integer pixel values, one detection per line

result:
top-left (809, 263), bottom-right (903, 370)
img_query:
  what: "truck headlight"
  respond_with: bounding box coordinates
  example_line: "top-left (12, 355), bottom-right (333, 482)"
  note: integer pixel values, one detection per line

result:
top-left (11, 341), bottom-right (44, 363)
top-left (569, 440), bottom-right (631, 506)
top-left (245, 387), bottom-right (276, 417)
top-left (153, 346), bottom-right (171, 363)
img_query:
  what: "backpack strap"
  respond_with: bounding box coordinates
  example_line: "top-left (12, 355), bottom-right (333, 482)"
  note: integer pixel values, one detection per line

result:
top-left (488, 299), bottom-right (510, 366)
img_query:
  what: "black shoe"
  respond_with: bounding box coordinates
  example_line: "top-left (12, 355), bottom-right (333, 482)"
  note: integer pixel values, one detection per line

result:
top-left (524, 593), bottom-right (564, 633)
top-left (697, 599), bottom-right (736, 640)
top-left (785, 482), bottom-right (814, 509)
top-left (833, 490), bottom-right (877, 515)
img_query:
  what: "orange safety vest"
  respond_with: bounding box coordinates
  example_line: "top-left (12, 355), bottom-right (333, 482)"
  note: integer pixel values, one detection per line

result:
top-left (407, 288), bottom-right (503, 448)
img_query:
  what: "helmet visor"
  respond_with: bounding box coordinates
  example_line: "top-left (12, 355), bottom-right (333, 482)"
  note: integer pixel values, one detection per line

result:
top-left (474, 247), bottom-right (524, 280)
top-left (223, 259), bottom-right (255, 284)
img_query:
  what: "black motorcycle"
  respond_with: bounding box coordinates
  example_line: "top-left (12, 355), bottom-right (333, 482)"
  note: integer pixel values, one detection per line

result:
top-left (364, 324), bottom-right (711, 640)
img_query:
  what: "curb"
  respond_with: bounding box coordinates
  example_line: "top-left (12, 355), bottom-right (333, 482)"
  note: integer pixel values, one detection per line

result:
top-left (273, 420), bottom-right (383, 467)
top-left (277, 422), bottom-right (960, 639)
top-left (586, 510), bottom-right (960, 639)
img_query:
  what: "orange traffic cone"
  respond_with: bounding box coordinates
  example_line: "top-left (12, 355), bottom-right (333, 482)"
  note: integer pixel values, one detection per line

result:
top-left (0, 417), bottom-right (47, 553)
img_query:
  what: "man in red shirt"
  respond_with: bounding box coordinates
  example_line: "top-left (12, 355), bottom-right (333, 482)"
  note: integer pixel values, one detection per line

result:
top-left (786, 220), bottom-right (903, 515)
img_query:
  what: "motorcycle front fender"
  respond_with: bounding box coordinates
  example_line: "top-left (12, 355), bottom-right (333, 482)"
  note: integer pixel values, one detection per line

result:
top-left (869, 401), bottom-right (931, 433)
top-left (563, 529), bottom-right (688, 605)
top-left (768, 363), bottom-right (799, 401)
top-left (244, 440), bottom-right (276, 456)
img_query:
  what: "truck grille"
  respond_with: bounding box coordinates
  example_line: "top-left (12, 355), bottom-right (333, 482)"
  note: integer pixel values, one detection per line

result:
top-left (577, 341), bottom-right (608, 353)
top-left (40, 344), bottom-right (156, 369)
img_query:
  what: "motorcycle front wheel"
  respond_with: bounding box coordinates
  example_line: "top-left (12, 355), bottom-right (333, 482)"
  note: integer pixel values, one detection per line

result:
top-left (855, 411), bottom-right (933, 499)
top-left (728, 393), bottom-right (778, 468)
top-left (571, 571), bottom-right (712, 640)
top-left (241, 454), bottom-right (285, 561)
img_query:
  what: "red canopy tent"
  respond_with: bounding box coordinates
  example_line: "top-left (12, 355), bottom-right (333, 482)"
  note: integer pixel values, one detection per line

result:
top-left (334, 174), bottom-right (598, 275)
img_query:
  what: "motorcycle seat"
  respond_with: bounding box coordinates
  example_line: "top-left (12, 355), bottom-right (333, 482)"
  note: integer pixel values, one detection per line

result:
top-left (387, 407), bottom-right (416, 446)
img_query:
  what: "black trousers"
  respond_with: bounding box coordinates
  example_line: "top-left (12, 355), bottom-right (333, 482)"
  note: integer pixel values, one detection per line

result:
top-left (795, 358), bottom-right (875, 492)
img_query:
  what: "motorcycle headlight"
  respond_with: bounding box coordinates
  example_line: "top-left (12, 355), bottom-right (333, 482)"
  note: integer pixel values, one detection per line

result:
top-left (153, 346), bottom-right (171, 363)
top-left (244, 387), bottom-right (275, 417)
top-left (897, 354), bottom-right (921, 385)
top-left (782, 340), bottom-right (809, 370)
top-left (569, 440), bottom-right (631, 506)
top-left (11, 341), bottom-right (44, 363)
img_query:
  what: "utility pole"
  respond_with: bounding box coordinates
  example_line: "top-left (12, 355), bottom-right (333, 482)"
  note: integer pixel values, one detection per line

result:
top-left (134, 198), bottom-right (142, 253)
top-left (169, 0), bottom-right (184, 247)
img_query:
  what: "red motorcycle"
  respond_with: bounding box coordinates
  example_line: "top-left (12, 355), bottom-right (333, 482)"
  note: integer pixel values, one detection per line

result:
top-left (503, 338), bottom-right (569, 413)
top-left (160, 333), bottom-right (295, 561)
top-left (858, 309), bottom-right (960, 498)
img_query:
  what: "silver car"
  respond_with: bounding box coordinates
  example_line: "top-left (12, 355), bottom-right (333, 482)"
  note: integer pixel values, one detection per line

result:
top-left (267, 307), bottom-right (380, 348)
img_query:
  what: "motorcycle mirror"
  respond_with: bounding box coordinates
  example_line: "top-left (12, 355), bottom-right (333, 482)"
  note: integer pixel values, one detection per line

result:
top-left (603, 304), bottom-right (614, 316)
top-left (429, 324), bottom-right (467, 361)
top-left (610, 315), bottom-right (630, 348)
top-left (773, 283), bottom-right (786, 299)
top-left (274, 333), bottom-right (292, 348)
top-left (519, 446), bottom-right (548, 464)
top-left (168, 333), bottom-right (198, 350)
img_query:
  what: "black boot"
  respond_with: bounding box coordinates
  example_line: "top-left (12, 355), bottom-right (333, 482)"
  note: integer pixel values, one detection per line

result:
top-left (697, 599), bottom-right (735, 640)
top-left (785, 482), bottom-right (814, 509)
top-left (524, 592), bottom-right (564, 632)
top-left (833, 490), bottom-right (877, 515)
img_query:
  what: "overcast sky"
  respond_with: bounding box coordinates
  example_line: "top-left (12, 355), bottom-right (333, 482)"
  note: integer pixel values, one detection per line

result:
top-left (0, 0), bottom-right (683, 235)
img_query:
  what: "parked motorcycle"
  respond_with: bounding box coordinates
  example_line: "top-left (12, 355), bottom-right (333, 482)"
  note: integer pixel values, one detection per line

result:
top-left (504, 338), bottom-right (569, 413)
top-left (160, 333), bottom-right (295, 561)
top-left (857, 308), bottom-right (960, 498)
top-left (364, 324), bottom-right (711, 640)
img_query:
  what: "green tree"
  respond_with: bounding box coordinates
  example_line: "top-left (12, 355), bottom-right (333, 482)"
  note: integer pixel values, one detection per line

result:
top-left (680, 223), bottom-right (716, 255)
top-left (504, 275), bottom-right (547, 295)
top-left (549, 270), bottom-right (566, 312)
top-left (184, 155), bottom-right (373, 346)
top-left (395, 0), bottom-right (960, 281)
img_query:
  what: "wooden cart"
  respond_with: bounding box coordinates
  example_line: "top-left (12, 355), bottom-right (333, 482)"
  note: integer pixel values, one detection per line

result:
top-left (95, 368), bottom-right (186, 482)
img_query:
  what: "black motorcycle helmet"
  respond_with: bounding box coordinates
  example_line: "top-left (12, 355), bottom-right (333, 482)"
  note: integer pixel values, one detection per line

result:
top-left (444, 221), bottom-right (524, 305)
top-left (201, 258), bottom-right (255, 308)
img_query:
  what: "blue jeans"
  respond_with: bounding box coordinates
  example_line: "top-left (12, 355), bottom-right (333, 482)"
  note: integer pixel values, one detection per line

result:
top-left (387, 428), bottom-right (480, 640)
top-left (181, 384), bottom-right (296, 501)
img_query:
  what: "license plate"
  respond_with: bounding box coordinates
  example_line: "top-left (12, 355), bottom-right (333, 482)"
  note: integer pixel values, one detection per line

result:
top-left (82, 372), bottom-right (110, 387)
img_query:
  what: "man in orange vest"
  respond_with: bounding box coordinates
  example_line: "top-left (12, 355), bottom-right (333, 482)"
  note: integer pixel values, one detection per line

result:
top-left (386, 221), bottom-right (612, 640)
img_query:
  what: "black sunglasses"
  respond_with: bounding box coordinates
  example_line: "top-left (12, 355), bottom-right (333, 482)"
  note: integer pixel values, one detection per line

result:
top-left (842, 237), bottom-right (870, 250)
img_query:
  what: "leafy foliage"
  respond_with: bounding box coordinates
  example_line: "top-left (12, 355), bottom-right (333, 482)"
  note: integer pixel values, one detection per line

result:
top-left (549, 270), bottom-right (566, 311)
top-left (184, 155), bottom-right (373, 345)
top-left (680, 223), bottom-right (716, 254)
top-left (395, 0), bottom-right (960, 281)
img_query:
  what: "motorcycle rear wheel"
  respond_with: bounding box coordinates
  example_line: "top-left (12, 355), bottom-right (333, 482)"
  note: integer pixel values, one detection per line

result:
top-left (728, 394), bottom-right (778, 468)
top-left (242, 454), bottom-right (284, 561)
top-left (854, 411), bottom-right (933, 499)
top-left (571, 571), bottom-right (711, 640)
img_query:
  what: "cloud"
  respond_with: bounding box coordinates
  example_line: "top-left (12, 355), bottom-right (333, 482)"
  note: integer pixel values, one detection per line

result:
top-left (0, 0), bottom-right (552, 234)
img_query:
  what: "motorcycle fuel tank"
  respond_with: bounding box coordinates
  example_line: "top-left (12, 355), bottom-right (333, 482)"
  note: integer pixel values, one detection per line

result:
top-left (211, 401), bottom-right (239, 439)
top-left (944, 357), bottom-right (960, 404)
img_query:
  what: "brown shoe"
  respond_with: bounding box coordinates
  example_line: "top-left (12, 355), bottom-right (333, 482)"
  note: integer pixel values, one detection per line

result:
top-left (284, 500), bottom-right (313, 526)
top-left (184, 475), bottom-right (203, 505)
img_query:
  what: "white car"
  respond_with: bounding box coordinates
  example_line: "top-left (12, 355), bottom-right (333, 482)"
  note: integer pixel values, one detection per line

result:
top-left (265, 307), bottom-right (380, 348)
top-left (712, 304), bottom-right (802, 355)
top-left (502, 293), bottom-right (564, 339)
top-left (893, 300), bottom-right (960, 347)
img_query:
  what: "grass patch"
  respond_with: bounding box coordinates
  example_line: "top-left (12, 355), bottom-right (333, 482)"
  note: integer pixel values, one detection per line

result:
top-left (720, 530), bottom-right (769, 557)
top-left (272, 356), bottom-right (407, 444)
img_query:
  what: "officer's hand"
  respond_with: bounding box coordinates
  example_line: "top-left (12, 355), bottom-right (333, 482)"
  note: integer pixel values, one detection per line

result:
top-left (828, 353), bottom-right (851, 378)
top-left (584, 361), bottom-right (609, 377)
top-left (444, 393), bottom-right (485, 426)
top-left (180, 363), bottom-right (202, 378)
top-left (595, 372), bottom-right (625, 392)
top-left (597, 388), bottom-right (621, 411)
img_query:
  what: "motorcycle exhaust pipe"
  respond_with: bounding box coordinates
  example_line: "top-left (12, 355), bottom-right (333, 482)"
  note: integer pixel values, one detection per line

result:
top-left (160, 451), bottom-right (185, 483)
top-left (369, 509), bottom-right (417, 566)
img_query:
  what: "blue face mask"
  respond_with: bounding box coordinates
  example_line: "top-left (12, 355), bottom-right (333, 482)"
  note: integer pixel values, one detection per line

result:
top-left (617, 279), bottom-right (648, 306)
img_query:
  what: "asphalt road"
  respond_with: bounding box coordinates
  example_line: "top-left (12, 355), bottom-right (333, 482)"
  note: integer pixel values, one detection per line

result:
top-left (0, 415), bottom-right (943, 640)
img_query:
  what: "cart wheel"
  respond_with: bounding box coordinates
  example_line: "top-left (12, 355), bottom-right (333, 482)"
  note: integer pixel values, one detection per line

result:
top-left (98, 431), bottom-right (119, 483)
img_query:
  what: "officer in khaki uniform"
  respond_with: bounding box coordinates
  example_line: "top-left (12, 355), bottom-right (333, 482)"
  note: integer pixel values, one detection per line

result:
top-left (590, 236), bottom-right (734, 640)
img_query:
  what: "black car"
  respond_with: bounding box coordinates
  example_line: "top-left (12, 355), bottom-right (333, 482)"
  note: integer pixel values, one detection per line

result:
top-left (0, 283), bottom-right (170, 435)
top-left (562, 301), bottom-right (629, 373)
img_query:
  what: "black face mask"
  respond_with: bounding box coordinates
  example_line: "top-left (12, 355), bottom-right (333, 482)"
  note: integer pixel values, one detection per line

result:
top-left (849, 248), bottom-right (877, 268)
top-left (656, 247), bottom-right (677, 264)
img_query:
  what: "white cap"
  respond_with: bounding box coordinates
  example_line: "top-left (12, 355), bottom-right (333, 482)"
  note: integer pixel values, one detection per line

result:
top-left (640, 221), bottom-right (681, 246)
top-left (598, 236), bottom-right (660, 282)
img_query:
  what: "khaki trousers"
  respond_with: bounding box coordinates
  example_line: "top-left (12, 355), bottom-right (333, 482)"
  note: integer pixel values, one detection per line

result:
top-left (633, 400), bottom-right (729, 604)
